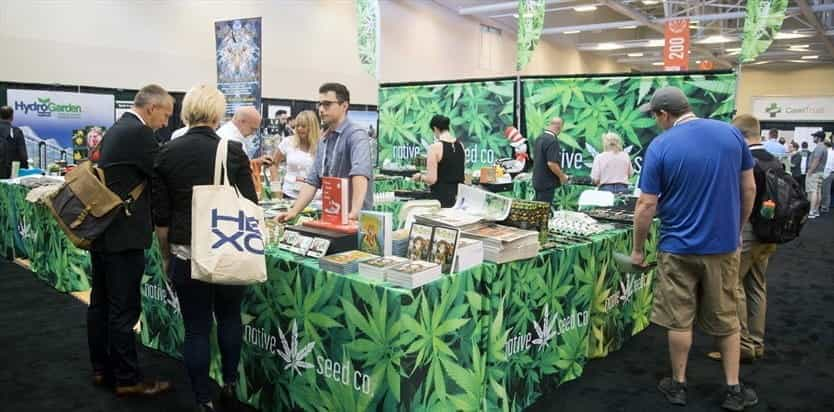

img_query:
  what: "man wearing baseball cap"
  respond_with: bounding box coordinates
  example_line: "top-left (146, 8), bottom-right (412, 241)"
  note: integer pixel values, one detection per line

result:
top-left (631, 86), bottom-right (758, 410)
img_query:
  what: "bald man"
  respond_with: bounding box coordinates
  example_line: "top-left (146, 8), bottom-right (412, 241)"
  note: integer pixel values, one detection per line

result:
top-left (215, 106), bottom-right (263, 158)
top-left (532, 117), bottom-right (569, 205)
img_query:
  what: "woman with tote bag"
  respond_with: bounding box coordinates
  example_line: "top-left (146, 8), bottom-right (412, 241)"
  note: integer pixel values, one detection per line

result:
top-left (152, 85), bottom-right (261, 412)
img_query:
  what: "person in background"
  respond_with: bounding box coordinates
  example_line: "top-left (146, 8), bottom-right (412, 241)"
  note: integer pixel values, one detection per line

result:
top-left (532, 117), bottom-right (569, 204)
top-left (0, 106), bottom-right (29, 178)
top-left (590, 132), bottom-right (632, 193)
top-left (707, 114), bottom-right (778, 364)
top-left (88, 84), bottom-right (173, 397)
top-left (276, 82), bottom-right (373, 223)
top-left (763, 129), bottom-right (786, 158)
top-left (412, 115), bottom-right (465, 207)
top-left (274, 109), bottom-right (292, 138)
top-left (631, 86), bottom-right (757, 410)
top-left (821, 139), bottom-right (834, 214)
top-left (217, 106), bottom-right (265, 159)
top-left (152, 85), bottom-right (257, 412)
top-left (791, 142), bottom-right (810, 189)
top-left (270, 110), bottom-right (321, 200)
top-left (806, 131), bottom-right (828, 219)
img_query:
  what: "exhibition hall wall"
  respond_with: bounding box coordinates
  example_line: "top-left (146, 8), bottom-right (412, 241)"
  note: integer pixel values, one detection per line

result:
top-left (736, 66), bottom-right (834, 114)
top-left (0, 0), bottom-right (624, 105)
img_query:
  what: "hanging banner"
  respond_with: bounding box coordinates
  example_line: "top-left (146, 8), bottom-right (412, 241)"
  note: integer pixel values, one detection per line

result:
top-left (740, 0), bottom-right (788, 63)
top-left (663, 19), bottom-right (690, 71)
top-left (215, 17), bottom-right (263, 117)
top-left (355, 0), bottom-right (380, 78)
top-left (6, 89), bottom-right (114, 157)
top-left (517, 0), bottom-right (546, 71)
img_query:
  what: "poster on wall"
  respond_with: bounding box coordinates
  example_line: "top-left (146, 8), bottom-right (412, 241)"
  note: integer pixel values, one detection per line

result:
top-left (215, 17), bottom-right (262, 117)
top-left (378, 80), bottom-right (515, 170)
top-left (6, 89), bottom-right (115, 164)
top-left (523, 73), bottom-right (737, 176)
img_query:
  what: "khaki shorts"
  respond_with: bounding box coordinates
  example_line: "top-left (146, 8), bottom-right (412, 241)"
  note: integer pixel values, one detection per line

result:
top-left (652, 251), bottom-right (741, 336)
top-left (806, 172), bottom-right (824, 193)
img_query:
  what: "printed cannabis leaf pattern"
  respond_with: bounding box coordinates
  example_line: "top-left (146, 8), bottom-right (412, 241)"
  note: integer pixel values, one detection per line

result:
top-left (378, 81), bottom-right (515, 170)
top-left (523, 73), bottom-right (737, 176)
top-left (2, 183), bottom-right (658, 412)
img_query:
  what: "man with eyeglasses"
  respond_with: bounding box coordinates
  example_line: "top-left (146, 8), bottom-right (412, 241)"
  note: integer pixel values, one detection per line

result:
top-left (277, 82), bottom-right (373, 223)
top-left (630, 86), bottom-right (758, 410)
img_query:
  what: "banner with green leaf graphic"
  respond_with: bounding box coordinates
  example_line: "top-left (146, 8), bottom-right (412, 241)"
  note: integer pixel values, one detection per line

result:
top-left (356, 0), bottom-right (380, 78)
top-left (523, 73), bottom-right (737, 176)
top-left (517, 0), bottom-right (546, 71)
top-left (2, 183), bottom-right (657, 412)
top-left (740, 0), bottom-right (789, 64)
top-left (378, 80), bottom-right (516, 171)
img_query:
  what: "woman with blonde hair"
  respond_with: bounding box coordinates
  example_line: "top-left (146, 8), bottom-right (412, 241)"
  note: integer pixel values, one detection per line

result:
top-left (270, 110), bottom-right (321, 199)
top-left (590, 131), bottom-right (633, 193)
top-left (152, 84), bottom-right (257, 412)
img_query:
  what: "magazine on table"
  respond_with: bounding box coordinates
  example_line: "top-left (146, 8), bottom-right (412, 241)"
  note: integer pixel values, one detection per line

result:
top-left (358, 211), bottom-right (393, 256)
top-left (306, 237), bottom-right (331, 258)
top-left (429, 226), bottom-right (460, 274)
top-left (452, 184), bottom-right (512, 221)
top-left (407, 223), bottom-right (433, 262)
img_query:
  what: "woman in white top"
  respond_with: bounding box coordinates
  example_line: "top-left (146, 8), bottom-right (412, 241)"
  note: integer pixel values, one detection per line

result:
top-left (590, 132), bottom-right (633, 194)
top-left (270, 110), bottom-right (320, 199)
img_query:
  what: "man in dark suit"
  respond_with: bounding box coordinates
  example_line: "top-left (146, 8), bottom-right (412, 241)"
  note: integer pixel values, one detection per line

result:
top-left (88, 84), bottom-right (173, 397)
top-left (0, 106), bottom-right (29, 178)
top-left (532, 117), bottom-right (568, 205)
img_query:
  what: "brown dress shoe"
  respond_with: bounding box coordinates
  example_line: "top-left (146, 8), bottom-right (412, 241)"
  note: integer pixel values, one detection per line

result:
top-left (115, 379), bottom-right (172, 397)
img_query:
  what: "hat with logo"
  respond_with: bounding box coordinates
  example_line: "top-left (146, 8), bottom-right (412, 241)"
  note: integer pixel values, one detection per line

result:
top-left (639, 86), bottom-right (690, 113)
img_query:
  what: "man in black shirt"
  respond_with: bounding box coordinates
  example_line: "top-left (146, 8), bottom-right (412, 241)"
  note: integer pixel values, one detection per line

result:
top-left (0, 106), bottom-right (29, 178)
top-left (88, 84), bottom-right (173, 397)
top-left (532, 117), bottom-right (568, 204)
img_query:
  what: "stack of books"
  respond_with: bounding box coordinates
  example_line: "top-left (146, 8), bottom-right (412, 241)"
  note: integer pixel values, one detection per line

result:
top-left (414, 209), bottom-right (482, 230)
top-left (357, 256), bottom-right (410, 282)
top-left (454, 238), bottom-right (484, 272)
top-left (386, 260), bottom-right (442, 289)
top-left (462, 223), bottom-right (540, 264)
top-left (319, 250), bottom-right (376, 274)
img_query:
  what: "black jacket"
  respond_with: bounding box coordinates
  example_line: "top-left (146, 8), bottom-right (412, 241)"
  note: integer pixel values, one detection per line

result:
top-left (91, 112), bottom-right (159, 252)
top-left (152, 126), bottom-right (257, 246)
top-left (0, 120), bottom-right (29, 179)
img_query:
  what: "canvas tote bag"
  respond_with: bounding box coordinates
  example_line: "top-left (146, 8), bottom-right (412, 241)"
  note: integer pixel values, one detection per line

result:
top-left (191, 137), bottom-right (267, 285)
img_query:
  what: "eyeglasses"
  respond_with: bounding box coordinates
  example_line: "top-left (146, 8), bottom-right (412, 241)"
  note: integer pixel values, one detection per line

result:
top-left (317, 100), bottom-right (343, 109)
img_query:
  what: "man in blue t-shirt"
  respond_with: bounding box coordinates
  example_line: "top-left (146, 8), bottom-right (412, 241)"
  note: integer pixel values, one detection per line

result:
top-left (631, 87), bottom-right (758, 410)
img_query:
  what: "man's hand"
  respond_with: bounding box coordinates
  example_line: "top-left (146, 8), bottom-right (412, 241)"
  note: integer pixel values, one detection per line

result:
top-left (276, 210), bottom-right (297, 223)
top-left (411, 172), bottom-right (422, 182)
top-left (258, 156), bottom-right (274, 166)
top-left (630, 248), bottom-right (646, 267)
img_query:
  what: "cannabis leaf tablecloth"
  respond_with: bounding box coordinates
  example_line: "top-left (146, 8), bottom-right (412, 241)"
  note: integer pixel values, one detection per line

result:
top-left (1, 182), bottom-right (657, 411)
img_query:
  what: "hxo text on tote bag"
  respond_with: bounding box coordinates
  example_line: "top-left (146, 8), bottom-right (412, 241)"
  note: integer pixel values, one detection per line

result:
top-left (190, 137), bottom-right (267, 285)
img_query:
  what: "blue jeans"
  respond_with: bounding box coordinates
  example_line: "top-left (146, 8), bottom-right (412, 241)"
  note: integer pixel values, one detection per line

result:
top-left (170, 257), bottom-right (245, 404)
top-left (599, 183), bottom-right (630, 194)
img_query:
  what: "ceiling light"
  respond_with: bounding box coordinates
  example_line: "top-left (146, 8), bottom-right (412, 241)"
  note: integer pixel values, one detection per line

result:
top-left (564, 30), bottom-right (582, 34)
top-left (698, 35), bottom-right (734, 44)
top-left (642, 0), bottom-right (662, 5)
top-left (787, 60), bottom-right (812, 63)
top-left (789, 44), bottom-right (810, 49)
top-left (689, 20), bottom-right (699, 25)
top-left (801, 55), bottom-right (819, 59)
top-left (696, 60), bottom-right (702, 64)
top-left (652, 62), bottom-right (664, 66)
top-left (620, 25), bottom-right (638, 29)
top-left (574, 5), bottom-right (598, 12)
top-left (751, 61), bottom-right (769, 65)
top-left (597, 42), bottom-right (624, 50)
top-left (628, 52), bottom-right (644, 57)
top-left (726, 47), bottom-right (741, 52)
top-left (774, 32), bottom-right (809, 39)
top-left (647, 39), bottom-right (665, 47)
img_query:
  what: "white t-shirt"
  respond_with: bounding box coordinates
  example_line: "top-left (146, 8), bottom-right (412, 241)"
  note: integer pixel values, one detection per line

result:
top-left (825, 148), bottom-right (834, 177)
top-left (278, 137), bottom-right (316, 198)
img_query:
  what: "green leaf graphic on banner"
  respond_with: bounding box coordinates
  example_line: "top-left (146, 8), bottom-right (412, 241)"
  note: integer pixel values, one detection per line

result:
top-left (356, 0), bottom-right (380, 77)
top-left (517, 0), bottom-right (546, 71)
top-left (740, 0), bottom-right (789, 63)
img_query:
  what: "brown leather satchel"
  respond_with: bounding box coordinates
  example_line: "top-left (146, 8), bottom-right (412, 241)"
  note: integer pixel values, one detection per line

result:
top-left (44, 161), bottom-right (144, 250)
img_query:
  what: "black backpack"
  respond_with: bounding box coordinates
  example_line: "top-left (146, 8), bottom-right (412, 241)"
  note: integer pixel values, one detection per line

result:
top-left (750, 149), bottom-right (810, 244)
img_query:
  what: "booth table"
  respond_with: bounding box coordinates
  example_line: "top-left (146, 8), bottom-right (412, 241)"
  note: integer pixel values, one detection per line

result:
top-left (0, 182), bottom-right (656, 412)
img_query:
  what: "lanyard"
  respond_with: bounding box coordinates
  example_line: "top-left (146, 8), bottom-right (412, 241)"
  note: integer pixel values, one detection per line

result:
top-left (320, 130), bottom-right (342, 177)
top-left (673, 113), bottom-right (698, 127)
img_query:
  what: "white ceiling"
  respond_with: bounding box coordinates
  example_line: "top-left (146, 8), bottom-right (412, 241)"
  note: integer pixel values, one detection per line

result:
top-left (434, 0), bottom-right (834, 71)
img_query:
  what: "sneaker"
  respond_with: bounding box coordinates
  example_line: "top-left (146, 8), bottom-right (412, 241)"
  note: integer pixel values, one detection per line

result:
top-left (658, 377), bottom-right (687, 406)
top-left (809, 213), bottom-right (818, 219)
top-left (722, 383), bottom-right (758, 411)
